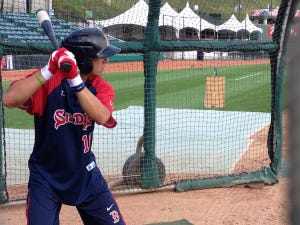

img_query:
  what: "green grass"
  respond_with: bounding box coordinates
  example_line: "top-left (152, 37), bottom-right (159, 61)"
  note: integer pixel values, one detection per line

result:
top-left (105, 63), bottom-right (272, 111)
top-left (3, 63), bottom-right (273, 129)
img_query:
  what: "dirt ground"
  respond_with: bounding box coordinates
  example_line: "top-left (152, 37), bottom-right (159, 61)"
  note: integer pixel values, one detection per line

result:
top-left (0, 59), bottom-right (290, 225)
top-left (0, 177), bottom-right (289, 225)
top-left (1, 59), bottom-right (270, 81)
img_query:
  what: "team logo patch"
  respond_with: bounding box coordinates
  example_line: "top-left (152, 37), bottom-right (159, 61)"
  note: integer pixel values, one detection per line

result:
top-left (53, 109), bottom-right (93, 130)
top-left (110, 210), bottom-right (120, 224)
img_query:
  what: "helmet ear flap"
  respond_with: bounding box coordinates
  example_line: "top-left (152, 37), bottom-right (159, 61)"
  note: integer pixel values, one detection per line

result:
top-left (78, 59), bottom-right (93, 74)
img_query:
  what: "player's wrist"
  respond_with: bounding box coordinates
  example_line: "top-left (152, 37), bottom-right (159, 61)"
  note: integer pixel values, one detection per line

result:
top-left (40, 65), bottom-right (53, 81)
top-left (35, 72), bottom-right (46, 85)
top-left (67, 73), bottom-right (85, 92)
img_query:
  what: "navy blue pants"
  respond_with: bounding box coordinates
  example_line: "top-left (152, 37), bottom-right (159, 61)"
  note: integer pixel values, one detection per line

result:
top-left (26, 181), bottom-right (126, 225)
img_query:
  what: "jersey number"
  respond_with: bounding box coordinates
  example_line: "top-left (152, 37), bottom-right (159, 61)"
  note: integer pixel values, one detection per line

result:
top-left (82, 134), bottom-right (92, 153)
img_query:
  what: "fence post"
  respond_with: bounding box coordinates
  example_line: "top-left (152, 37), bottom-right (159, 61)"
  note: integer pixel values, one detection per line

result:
top-left (141, 0), bottom-right (161, 188)
top-left (0, 49), bottom-right (8, 204)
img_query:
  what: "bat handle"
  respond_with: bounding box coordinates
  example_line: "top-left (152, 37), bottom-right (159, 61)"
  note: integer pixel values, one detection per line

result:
top-left (61, 62), bottom-right (71, 73)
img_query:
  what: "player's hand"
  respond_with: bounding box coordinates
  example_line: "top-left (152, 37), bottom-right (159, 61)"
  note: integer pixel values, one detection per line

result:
top-left (57, 49), bottom-right (85, 92)
top-left (48, 49), bottom-right (61, 74)
top-left (57, 50), bottom-right (78, 79)
top-left (40, 49), bottom-right (65, 81)
top-left (40, 48), bottom-right (69, 81)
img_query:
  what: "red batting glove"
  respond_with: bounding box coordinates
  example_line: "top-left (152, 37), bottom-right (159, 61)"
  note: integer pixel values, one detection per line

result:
top-left (40, 48), bottom-right (67, 81)
top-left (49, 48), bottom-right (69, 73)
top-left (58, 51), bottom-right (85, 92)
top-left (57, 51), bottom-right (78, 79)
top-left (47, 50), bottom-right (58, 74)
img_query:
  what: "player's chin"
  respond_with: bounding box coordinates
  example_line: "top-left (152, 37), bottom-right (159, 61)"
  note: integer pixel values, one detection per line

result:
top-left (93, 69), bottom-right (104, 76)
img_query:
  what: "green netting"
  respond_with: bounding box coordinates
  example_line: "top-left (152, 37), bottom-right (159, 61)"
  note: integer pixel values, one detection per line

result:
top-left (0, 0), bottom-right (296, 203)
top-left (0, 67), bottom-right (8, 204)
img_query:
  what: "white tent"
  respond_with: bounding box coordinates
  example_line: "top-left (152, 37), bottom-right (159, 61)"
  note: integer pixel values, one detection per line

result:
top-left (176, 2), bottom-right (215, 31)
top-left (241, 14), bottom-right (263, 33)
top-left (96, 0), bottom-right (149, 28)
top-left (98, 1), bottom-right (180, 30)
top-left (216, 14), bottom-right (244, 32)
top-left (159, 2), bottom-right (179, 29)
top-left (95, 1), bottom-right (262, 39)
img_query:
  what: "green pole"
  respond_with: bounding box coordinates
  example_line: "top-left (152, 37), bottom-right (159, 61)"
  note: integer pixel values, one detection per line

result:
top-left (141, 0), bottom-right (161, 188)
top-left (0, 49), bottom-right (7, 203)
top-left (269, 0), bottom-right (297, 174)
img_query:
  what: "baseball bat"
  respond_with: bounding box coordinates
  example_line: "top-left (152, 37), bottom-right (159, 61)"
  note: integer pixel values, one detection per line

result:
top-left (36, 9), bottom-right (71, 72)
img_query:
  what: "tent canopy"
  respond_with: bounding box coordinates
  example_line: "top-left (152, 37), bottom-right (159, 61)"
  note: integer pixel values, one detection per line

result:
top-left (241, 14), bottom-right (263, 33)
top-left (97, 0), bottom-right (149, 27)
top-left (96, 0), bottom-right (262, 36)
top-left (159, 2), bottom-right (179, 29)
top-left (176, 2), bottom-right (215, 31)
top-left (216, 14), bottom-right (262, 33)
top-left (216, 14), bottom-right (243, 32)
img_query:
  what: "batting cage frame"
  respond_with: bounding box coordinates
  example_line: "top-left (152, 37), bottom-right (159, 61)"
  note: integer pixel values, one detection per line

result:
top-left (0, 0), bottom-right (298, 204)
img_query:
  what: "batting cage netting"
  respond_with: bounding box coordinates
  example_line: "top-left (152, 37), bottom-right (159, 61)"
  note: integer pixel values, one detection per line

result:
top-left (0, 0), bottom-right (298, 203)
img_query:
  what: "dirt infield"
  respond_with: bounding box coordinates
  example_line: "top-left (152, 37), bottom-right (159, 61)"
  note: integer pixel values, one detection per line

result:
top-left (0, 173), bottom-right (289, 225)
top-left (1, 59), bottom-right (269, 81)
top-left (0, 178), bottom-right (289, 225)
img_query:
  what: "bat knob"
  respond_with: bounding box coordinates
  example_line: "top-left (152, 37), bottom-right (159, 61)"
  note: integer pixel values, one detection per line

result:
top-left (61, 62), bottom-right (71, 73)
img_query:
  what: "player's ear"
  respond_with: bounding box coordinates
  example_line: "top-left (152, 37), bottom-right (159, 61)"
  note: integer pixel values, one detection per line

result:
top-left (78, 59), bottom-right (93, 74)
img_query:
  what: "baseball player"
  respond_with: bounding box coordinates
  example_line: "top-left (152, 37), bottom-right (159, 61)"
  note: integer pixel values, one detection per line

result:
top-left (2, 28), bottom-right (126, 225)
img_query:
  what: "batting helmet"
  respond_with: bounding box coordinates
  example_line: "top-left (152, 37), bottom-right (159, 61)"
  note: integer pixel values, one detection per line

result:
top-left (61, 28), bottom-right (121, 74)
